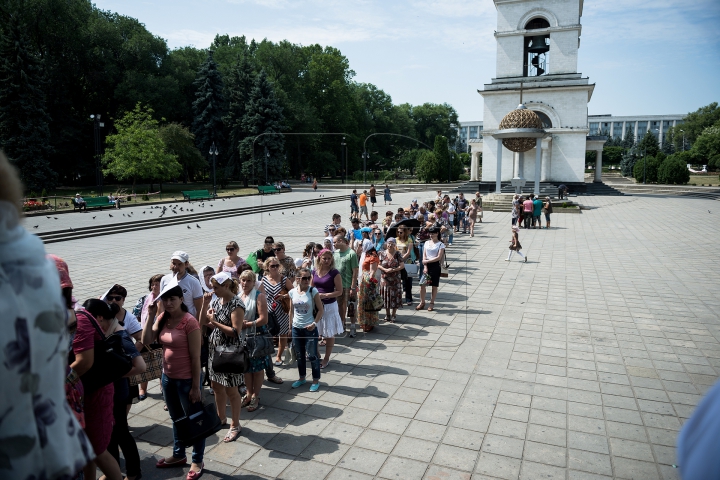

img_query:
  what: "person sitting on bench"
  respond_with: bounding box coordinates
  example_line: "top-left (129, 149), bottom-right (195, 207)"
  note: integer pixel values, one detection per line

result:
top-left (74, 193), bottom-right (87, 211)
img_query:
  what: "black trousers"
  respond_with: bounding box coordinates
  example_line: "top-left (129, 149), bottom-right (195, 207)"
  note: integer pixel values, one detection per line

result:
top-left (401, 269), bottom-right (413, 301)
top-left (107, 392), bottom-right (141, 476)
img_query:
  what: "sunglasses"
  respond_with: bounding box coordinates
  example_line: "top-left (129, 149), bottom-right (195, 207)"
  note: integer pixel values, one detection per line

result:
top-left (269, 264), bottom-right (280, 269)
top-left (106, 295), bottom-right (123, 301)
top-left (274, 247), bottom-right (283, 252)
top-left (264, 241), bottom-right (273, 244)
top-left (300, 276), bottom-right (311, 281)
top-left (226, 247), bottom-right (236, 252)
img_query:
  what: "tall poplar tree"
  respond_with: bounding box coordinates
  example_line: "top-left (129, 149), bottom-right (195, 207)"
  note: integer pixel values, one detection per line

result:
top-left (238, 69), bottom-right (285, 184)
top-left (223, 55), bottom-right (255, 183)
top-left (0, 10), bottom-right (57, 192)
top-left (191, 50), bottom-right (226, 184)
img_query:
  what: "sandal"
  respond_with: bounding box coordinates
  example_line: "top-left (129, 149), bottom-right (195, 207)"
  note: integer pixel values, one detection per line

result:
top-left (156, 457), bottom-right (187, 468)
top-left (223, 426), bottom-right (241, 442)
top-left (319, 338), bottom-right (327, 346)
top-left (415, 303), bottom-right (425, 311)
top-left (247, 397), bottom-right (260, 412)
top-left (186, 463), bottom-right (204, 480)
top-left (427, 303), bottom-right (434, 312)
top-left (267, 375), bottom-right (283, 384)
top-left (241, 395), bottom-right (252, 408)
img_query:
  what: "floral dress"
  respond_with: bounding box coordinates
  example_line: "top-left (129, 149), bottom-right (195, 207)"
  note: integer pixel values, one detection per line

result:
top-left (208, 296), bottom-right (245, 387)
top-left (380, 250), bottom-right (403, 310)
top-left (358, 253), bottom-right (380, 328)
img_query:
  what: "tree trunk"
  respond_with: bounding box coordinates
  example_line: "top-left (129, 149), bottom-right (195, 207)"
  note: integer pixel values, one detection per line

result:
top-left (132, 177), bottom-right (136, 195)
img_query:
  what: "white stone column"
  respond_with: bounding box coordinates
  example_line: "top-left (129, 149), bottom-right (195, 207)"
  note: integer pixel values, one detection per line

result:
top-left (534, 138), bottom-right (542, 195)
top-left (516, 151), bottom-right (525, 194)
top-left (594, 148), bottom-right (603, 182)
top-left (470, 152), bottom-right (479, 181)
top-left (496, 139), bottom-right (502, 193)
top-left (541, 139), bottom-right (551, 182)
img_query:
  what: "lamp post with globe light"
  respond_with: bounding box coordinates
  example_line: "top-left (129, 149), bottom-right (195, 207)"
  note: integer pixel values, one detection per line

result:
top-left (90, 114), bottom-right (104, 195)
top-left (209, 142), bottom-right (218, 197)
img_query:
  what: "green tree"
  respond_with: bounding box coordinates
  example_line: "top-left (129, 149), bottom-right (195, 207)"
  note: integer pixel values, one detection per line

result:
top-left (459, 153), bottom-right (471, 167)
top-left (239, 69), bottom-right (286, 183)
top-left (637, 131), bottom-right (660, 158)
top-left (410, 104), bottom-right (459, 149)
top-left (102, 104), bottom-right (181, 192)
top-left (603, 146), bottom-right (624, 166)
top-left (658, 154), bottom-right (690, 184)
top-left (622, 127), bottom-right (635, 149)
top-left (398, 149), bottom-right (422, 176)
top-left (0, 10), bottom-right (57, 192)
top-left (620, 148), bottom-right (637, 177)
top-left (416, 150), bottom-right (439, 183)
top-left (192, 50), bottom-right (226, 183)
top-left (434, 135), bottom-right (451, 182)
top-left (674, 102), bottom-right (720, 149)
top-left (223, 55), bottom-right (255, 183)
top-left (691, 125), bottom-right (720, 171)
top-left (158, 123), bottom-right (206, 183)
top-left (633, 153), bottom-right (664, 183)
top-left (585, 151), bottom-right (596, 167)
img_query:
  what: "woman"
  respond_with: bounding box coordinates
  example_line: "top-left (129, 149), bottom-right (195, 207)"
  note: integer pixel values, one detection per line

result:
top-left (383, 184), bottom-right (392, 205)
top-left (543, 196), bottom-right (553, 229)
top-left (103, 284), bottom-right (143, 342)
top-left (103, 303), bottom-right (147, 480)
top-left (417, 227), bottom-right (445, 311)
top-left (142, 284), bottom-right (205, 480)
top-left (382, 210), bottom-right (394, 232)
top-left (237, 269), bottom-right (271, 411)
top-left (289, 268), bottom-right (325, 391)
top-left (217, 241), bottom-right (246, 279)
top-left (259, 257), bottom-right (293, 367)
top-left (74, 299), bottom-right (126, 480)
top-left (312, 178), bottom-right (318, 191)
top-left (312, 249), bottom-right (343, 368)
top-left (511, 198), bottom-right (520, 227)
top-left (273, 242), bottom-right (297, 279)
top-left (506, 225), bottom-right (527, 262)
top-left (357, 242), bottom-right (380, 332)
top-left (200, 272), bottom-right (244, 442)
top-left (467, 199), bottom-right (478, 237)
top-left (378, 238), bottom-right (404, 321)
top-left (395, 225), bottom-right (416, 306)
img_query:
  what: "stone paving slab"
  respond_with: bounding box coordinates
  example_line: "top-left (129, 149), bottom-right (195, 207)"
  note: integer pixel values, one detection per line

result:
top-left (44, 190), bottom-right (720, 479)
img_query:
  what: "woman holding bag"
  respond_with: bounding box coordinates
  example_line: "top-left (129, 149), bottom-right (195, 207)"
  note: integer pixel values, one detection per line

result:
top-left (142, 284), bottom-right (205, 480)
top-left (289, 268), bottom-right (325, 392)
top-left (260, 257), bottom-right (293, 368)
top-left (378, 238), bottom-right (405, 322)
top-left (417, 227), bottom-right (445, 311)
top-left (395, 225), bottom-right (417, 306)
top-left (200, 272), bottom-right (245, 443)
top-left (237, 269), bottom-right (271, 412)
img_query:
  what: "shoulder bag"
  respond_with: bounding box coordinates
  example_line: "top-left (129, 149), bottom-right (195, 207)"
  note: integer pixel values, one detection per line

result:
top-left (129, 345), bottom-right (163, 386)
top-left (74, 311), bottom-right (132, 393)
top-left (211, 327), bottom-right (249, 374)
top-left (245, 320), bottom-right (275, 359)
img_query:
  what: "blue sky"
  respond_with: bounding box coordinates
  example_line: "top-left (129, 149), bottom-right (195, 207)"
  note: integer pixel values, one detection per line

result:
top-left (95, 0), bottom-right (719, 121)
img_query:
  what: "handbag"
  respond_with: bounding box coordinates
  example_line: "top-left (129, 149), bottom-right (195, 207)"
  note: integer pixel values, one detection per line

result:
top-left (174, 402), bottom-right (223, 448)
top-left (211, 328), bottom-right (250, 374)
top-left (245, 322), bottom-right (275, 359)
top-left (278, 288), bottom-right (291, 314)
top-left (405, 263), bottom-right (419, 275)
top-left (129, 346), bottom-right (163, 386)
top-left (246, 251), bottom-right (260, 273)
top-left (267, 309), bottom-right (280, 336)
top-left (74, 311), bottom-right (132, 393)
top-left (440, 263), bottom-right (449, 278)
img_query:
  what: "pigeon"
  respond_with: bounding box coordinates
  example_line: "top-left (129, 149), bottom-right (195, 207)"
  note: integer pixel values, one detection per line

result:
top-left (109, 214), bottom-right (113, 217)
top-left (293, 212), bottom-right (295, 214)
top-left (196, 224), bottom-right (201, 228)
top-left (122, 214), bottom-right (126, 217)
top-left (709, 210), bottom-right (712, 214)
top-left (210, 204), bottom-right (213, 207)
top-left (187, 225), bottom-right (191, 229)
top-left (92, 216), bottom-right (96, 219)
top-left (54, 217), bottom-right (58, 220)
top-left (33, 225), bottom-right (38, 229)
top-left (46, 216), bottom-right (51, 219)
top-left (69, 227), bottom-right (75, 232)
top-left (282, 212), bottom-right (284, 215)
top-left (143, 211), bottom-right (145, 214)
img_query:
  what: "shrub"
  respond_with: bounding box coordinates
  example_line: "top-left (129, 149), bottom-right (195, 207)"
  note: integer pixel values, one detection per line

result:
top-left (633, 156), bottom-right (662, 183)
top-left (142, 194), bottom-right (150, 201)
top-left (658, 156), bottom-right (690, 184)
top-left (459, 173), bottom-right (470, 181)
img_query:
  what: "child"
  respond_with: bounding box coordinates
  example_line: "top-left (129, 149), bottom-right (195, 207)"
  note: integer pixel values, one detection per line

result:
top-left (506, 225), bottom-right (527, 262)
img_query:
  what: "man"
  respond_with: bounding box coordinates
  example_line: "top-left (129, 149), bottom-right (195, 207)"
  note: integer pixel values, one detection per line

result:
top-left (348, 218), bottom-right (363, 250)
top-left (558, 184), bottom-right (568, 200)
top-left (326, 213), bottom-right (343, 233)
top-left (522, 195), bottom-right (534, 229)
top-left (74, 193), bottom-right (87, 211)
top-left (457, 193), bottom-right (468, 233)
top-left (324, 225), bottom-right (338, 251)
top-left (435, 190), bottom-right (443, 203)
top-left (255, 236), bottom-right (277, 276)
top-left (369, 211), bottom-right (379, 226)
top-left (359, 190), bottom-right (369, 220)
top-left (532, 194), bottom-right (543, 229)
top-left (160, 251), bottom-right (203, 318)
top-left (333, 235), bottom-right (359, 337)
top-left (350, 189), bottom-right (359, 219)
top-left (369, 184), bottom-right (377, 208)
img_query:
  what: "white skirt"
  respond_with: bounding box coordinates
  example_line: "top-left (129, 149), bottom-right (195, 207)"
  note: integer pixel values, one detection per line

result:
top-left (317, 301), bottom-right (344, 338)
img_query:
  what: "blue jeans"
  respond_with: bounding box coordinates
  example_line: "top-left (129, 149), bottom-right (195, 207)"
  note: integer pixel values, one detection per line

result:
top-left (162, 374), bottom-right (205, 464)
top-left (292, 326), bottom-right (320, 380)
top-left (458, 211), bottom-right (467, 231)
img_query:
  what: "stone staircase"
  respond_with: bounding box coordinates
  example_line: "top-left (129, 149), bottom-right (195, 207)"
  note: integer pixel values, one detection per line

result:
top-left (581, 182), bottom-right (625, 196)
top-left (481, 193), bottom-right (580, 212)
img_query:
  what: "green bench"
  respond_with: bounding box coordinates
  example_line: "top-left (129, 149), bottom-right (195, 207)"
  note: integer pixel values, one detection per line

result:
top-left (257, 186), bottom-right (280, 195)
top-left (73, 196), bottom-right (110, 210)
top-left (181, 190), bottom-right (213, 201)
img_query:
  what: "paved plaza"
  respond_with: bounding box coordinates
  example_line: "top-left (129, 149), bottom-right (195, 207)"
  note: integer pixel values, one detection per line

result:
top-left (37, 189), bottom-right (720, 479)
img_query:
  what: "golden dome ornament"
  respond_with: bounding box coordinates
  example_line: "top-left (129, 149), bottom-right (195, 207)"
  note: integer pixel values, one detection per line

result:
top-left (498, 104), bottom-right (543, 152)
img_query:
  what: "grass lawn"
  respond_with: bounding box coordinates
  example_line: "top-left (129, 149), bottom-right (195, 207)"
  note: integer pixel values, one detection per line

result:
top-left (689, 175), bottom-right (720, 186)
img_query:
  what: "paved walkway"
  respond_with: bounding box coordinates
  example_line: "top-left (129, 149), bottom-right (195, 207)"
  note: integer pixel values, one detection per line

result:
top-left (44, 190), bottom-right (720, 479)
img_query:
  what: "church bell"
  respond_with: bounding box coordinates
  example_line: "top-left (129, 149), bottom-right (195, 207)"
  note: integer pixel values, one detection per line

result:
top-left (527, 36), bottom-right (549, 54)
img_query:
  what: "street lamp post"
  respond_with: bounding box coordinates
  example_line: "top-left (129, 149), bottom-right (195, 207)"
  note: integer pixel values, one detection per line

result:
top-left (362, 151), bottom-right (368, 184)
top-left (341, 137), bottom-right (346, 184)
top-left (643, 148), bottom-right (647, 184)
top-left (679, 129), bottom-right (686, 151)
top-left (208, 142), bottom-right (218, 197)
top-left (264, 147), bottom-right (270, 185)
top-left (449, 123), bottom-right (457, 183)
top-left (90, 114), bottom-right (104, 195)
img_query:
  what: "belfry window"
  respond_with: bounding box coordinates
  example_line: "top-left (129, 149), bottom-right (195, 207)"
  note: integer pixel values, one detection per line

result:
top-left (523, 18), bottom-right (550, 77)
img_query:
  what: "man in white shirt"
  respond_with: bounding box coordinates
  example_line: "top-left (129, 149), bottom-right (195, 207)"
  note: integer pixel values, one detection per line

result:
top-left (160, 251), bottom-right (203, 318)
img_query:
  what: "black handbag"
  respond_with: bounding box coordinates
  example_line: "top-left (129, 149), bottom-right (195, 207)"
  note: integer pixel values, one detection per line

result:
top-left (174, 402), bottom-right (223, 448)
top-left (75, 311), bottom-right (132, 393)
top-left (211, 328), bottom-right (250, 374)
top-left (246, 322), bottom-right (275, 359)
top-left (267, 309), bottom-right (280, 337)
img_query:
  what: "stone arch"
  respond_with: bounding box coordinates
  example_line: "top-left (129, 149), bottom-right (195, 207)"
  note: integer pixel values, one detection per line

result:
top-left (517, 8), bottom-right (559, 30)
top-left (525, 101), bottom-right (561, 129)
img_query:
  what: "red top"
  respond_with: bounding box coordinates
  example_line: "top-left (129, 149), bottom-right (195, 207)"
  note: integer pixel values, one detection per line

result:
top-left (159, 313), bottom-right (200, 379)
top-left (523, 200), bottom-right (534, 212)
top-left (362, 253), bottom-right (379, 271)
top-left (73, 309), bottom-right (103, 353)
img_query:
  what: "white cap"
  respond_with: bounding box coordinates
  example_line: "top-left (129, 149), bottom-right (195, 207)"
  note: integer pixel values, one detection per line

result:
top-left (171, 251), bottom-right (189, 263)
top-left (159, 275), bottom-right (180, 297)
top-left (211, 272), bottom-right (232, 285)
top-left (294, 258), bottom-right (304, 268)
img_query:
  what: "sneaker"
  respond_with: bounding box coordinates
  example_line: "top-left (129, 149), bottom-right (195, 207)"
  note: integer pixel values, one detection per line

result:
top-left (291, 379), bottom-right (307, 389)
top-left (309, 383), bottom-right (320, 392)
top-left (524, 256), bottom-right (528, 263)
top-left (348, 326), bottom-right (357, 338)
top-left (504, 259), bottom-right (510, 262)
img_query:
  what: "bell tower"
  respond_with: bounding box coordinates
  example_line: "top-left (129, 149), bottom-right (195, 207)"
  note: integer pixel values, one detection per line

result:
top-left (480, 0), bottom-right (595, 185)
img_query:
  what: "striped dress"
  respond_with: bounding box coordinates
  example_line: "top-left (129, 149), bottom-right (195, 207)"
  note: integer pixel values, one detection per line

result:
top-left (262, 275), bottom-right (290, 335)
